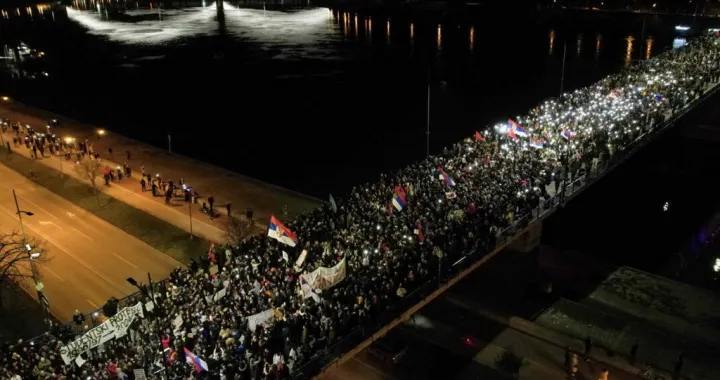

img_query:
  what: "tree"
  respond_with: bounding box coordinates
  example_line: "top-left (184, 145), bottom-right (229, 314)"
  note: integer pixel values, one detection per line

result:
top-left (0, 232), bottom-right (49, 308)
top-left (226, 214), bottom-right (253, 246)
top-left (75, 157), bottom-right (103, 205)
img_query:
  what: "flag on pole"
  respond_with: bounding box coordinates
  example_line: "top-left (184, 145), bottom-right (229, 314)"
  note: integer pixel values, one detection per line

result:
top-left (508, 119), bottom-right (527, 137)
top-left (474, 131), bottom-right (485, 142)
top-left (529, 139), bottom-right (544, 149)
top-left (391, 186), bottom-right (407, 211)
top-left (328, 194), bottom-right (337, 213)
top-left (436, 167), bottom-right (456, 187)
top-left (561, 129), bottom-right (575, 140)
top-left (268, 216), bottom-right (298, 247)
top-left (184, 348), bottom-right (209, 373)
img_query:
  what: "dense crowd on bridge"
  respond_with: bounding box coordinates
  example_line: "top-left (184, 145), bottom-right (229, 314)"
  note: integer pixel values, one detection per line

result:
top-left (2, 35), bottom-right (720, 380)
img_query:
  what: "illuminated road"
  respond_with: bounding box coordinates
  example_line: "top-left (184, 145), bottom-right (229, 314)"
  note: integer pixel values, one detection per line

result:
top-left (0, 163), bottom-right (181, 321)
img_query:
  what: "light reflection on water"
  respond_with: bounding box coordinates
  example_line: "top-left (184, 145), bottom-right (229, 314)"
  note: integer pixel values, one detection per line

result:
top-left (65, 2), bottom-right (342, 60)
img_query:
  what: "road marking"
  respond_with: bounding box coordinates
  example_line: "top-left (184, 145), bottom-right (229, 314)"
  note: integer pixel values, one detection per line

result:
top-left (70, 226), bottom-right (94, 241)
top-left (0, 204), bottom-right (128, 294)
top-left (86, 299), bottom-right (100, 309)
top-left (111, 251), bottom-right (138, 269)
top-left (43, 266), bottom-right (65, 282)
top-left (38, 220), bottom-right (63, 230)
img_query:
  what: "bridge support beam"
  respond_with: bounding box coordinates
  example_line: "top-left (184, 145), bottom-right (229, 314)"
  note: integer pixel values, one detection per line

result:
top-left (508, 220), bottom-right (542, 253)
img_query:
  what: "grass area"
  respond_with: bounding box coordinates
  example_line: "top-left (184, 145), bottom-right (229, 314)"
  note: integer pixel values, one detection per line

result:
top-left (0, 151), bottom-right (209, 264)
top-left (0, 282), bottom-right (55, 341)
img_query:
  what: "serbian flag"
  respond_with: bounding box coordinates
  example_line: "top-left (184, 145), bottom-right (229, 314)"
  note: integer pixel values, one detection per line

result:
top-left (184, 348), bottom-right (209, 373)
top-left (608, 89), bottom-right (621, 99)
top-left (508, 119), bottom-right (527, 137)
top-left (436, 167), bottom-right (455, 187)
top-left (529, 139), bottom-right (544, 149)
top-left (268, 216), bottom-right (298, 247)
top-left (474, 131), bottom-right (485, 142)
top-left (391, 186), bottom-right (407, 211)
top-left (561, 129), bottom-right (575, 140)
top-left (414, 220), bottom-right (425, 242)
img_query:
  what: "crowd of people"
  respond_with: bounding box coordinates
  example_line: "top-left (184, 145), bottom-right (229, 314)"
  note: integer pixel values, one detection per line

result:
top-left (2, 34), bottom-right (720, 380)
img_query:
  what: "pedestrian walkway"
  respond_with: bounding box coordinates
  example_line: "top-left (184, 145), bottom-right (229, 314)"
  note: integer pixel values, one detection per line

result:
top-left (0, 101), bottom-right (322, 243)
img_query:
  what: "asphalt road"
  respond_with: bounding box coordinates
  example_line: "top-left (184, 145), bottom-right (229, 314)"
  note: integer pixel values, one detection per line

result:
top-left (0, 162), bottom-right (181, 321)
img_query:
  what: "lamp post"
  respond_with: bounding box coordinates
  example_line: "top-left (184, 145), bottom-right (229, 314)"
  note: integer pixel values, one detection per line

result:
top-left (13, 190), bottom-right (38, 284)
top-left (12, 189), bottom-right (47, 315)
top-left (127, 275), bottom-right (170, 379)
top-left (12, 189), bottom-right (33, 241)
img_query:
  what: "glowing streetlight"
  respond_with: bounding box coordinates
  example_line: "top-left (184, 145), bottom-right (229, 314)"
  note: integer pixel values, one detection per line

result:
top-left (96, 129), bottom-right (106, 136)
top-left (1, 96), bottom-right (9, 101)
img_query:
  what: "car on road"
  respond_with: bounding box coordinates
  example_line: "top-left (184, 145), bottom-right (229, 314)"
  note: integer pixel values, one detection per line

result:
top-left (368, 331), bottom-right (409, 364)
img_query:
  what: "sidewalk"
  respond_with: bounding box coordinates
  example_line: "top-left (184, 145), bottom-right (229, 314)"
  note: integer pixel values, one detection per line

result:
top-left (0, 100), bottom-right (322, 243)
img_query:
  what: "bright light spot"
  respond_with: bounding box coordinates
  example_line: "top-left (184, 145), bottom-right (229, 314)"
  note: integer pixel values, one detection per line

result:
top-left (663, 201), bottom-right (669, 212)
top-left (675, 25), bottom-right (690, 31)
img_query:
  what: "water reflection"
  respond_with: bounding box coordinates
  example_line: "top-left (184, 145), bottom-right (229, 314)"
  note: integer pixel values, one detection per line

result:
top-left (595, 33), bottom-right (602, 60)
top-left (549, 29), bottom-right (555, 55)
top-left (64, 2), bottom-right (341, 60)
top-left (353, 13), bottom-right (358, 39)
top-left (436, 24), bottom-right (442, 50)
top-left (386, 19), bottom-right (390, 44)
top-left (469, 26), bottom-right (475, 53)
top-left (624, 35), bottom-right (634, 67)
top-left (576, 34), bottom-right (582, 57)
top-left (645, 37), bottom-right (654, 60)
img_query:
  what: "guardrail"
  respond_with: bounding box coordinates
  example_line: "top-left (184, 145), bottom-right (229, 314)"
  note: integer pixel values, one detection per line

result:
top-left (14, 78), bottom-right (720, 379)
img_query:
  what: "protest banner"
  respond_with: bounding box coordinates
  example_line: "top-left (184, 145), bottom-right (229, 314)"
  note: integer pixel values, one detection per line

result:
top-left (59, 302), bottom-right (144, 365)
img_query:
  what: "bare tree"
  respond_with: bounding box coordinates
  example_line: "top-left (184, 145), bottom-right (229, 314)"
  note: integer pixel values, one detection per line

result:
top-left (75, 157), bottom-right (103, 205)
top-left (226, 214), bottom-right (253, 246)
top-left (0, 232), bottom-right (49, 308)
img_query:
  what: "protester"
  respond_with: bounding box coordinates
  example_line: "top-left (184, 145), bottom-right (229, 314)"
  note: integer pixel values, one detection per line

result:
top-left (2, 34), bottom-right (719, 380)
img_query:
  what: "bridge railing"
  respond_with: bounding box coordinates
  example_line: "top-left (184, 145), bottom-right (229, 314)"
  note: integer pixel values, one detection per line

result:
top-left (17, 79), bottom-right (720, 378)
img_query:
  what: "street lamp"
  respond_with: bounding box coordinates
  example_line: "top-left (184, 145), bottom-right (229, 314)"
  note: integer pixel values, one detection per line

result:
top-left (127, 275), bottom-right (169, 379)
top-left (96, 129), bottom-right (106, 136)
top-left (12, 189), bottom-right (47, 315)
top-left (13, 189), bottom-right (33, 239)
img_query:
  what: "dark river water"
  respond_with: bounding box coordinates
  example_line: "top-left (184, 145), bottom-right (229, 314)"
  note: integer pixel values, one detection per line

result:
top-left (3, 2), bottom-right (720, 280)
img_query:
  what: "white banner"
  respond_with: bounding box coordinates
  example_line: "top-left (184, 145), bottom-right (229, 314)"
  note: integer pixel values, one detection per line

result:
top-left (312, 258), bottom-right (346, 291)
top-left (60, 302), bottom-right (145, 365)
top-left (300, 258), bottom-right (346, 300)
top-left (294, 250), bottom-right (307, 271)
top-left (214, 287), bottom-right (227, 302)
top-left (246, 309), bottom-right (275, 331)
